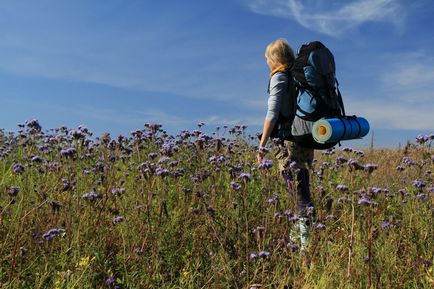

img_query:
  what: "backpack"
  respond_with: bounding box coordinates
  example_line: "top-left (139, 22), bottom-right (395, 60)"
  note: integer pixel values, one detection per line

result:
top-left (290, 41), bottom-right (346, 149)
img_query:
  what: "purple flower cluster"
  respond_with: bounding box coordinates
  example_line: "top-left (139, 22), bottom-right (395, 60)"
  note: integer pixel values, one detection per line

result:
top-left (42, 228), bottom-right (65, 241)
top-left (82, 191), bottom-right (101, 200)
top-left (112, 216), bottom-right (125, 225)
top-left (249, 250), bottom-right (271, 259)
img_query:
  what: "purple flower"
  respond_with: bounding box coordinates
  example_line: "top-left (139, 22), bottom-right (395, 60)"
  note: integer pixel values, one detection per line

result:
top-left (25, 119), bottom-right (42, 133)
top-left (336, 184), bottom-right (349, 192)
top-left (111, 187), bottom-right (126, 197)
top-left (396, 166), bottom-right (405, 172)
top-left (106, 277), bottom-right (115, 285)
top-left (60, 147), bottom-right (77, 157)
top-left (316, 223), bottom-right (326, 231)
top-left (113, 216), bottom-right (125, 225)
top-left (258, 159), bottom-right (273, 170)
top-left (412, 180), bottom-right (426, 189)
top-left (71, 129), bottom-right (86, 139)
top-left (381, 221), bottom-right (393, 230)
top-left (8, 186), bottom-right (20, 197)
top-left (133, 247), bottom-right (144, 255)
top-left (13, 163), bottom-right (25, 174)
top-left (42, 228), bottom-right (65, 241)
top-left (287, 242), bottom-right (298, 252)
top-left (238, 173), bottom-right (251, 181)
top-left (249, 253), bottom-right (258, 260)
top-left (31, 155), bottom-right (44, 163)
top-left (364, 163), bottom-right (378, 173)
top-left (267, 194), bottom-right (279, 205)
top-left (253, 226), bottom-right (266, 234)
top-left (357, 197), bottom-right (371, 206)
top-left (82, 191), bottom-right (101, 200)
top-left (402, 156), bottom-right (417, 167)
top-left (416, 134), bottom-right (429, 144)
top-left (258, 251), bottom-right (271, 258)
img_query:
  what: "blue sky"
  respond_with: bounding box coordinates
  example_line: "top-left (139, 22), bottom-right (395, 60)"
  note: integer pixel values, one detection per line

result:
top-left (0, 0), bottom-right (433, 148)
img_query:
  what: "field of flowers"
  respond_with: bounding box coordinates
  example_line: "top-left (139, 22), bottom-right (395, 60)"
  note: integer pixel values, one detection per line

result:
top-left (0, 119), bottom-right (432, 289)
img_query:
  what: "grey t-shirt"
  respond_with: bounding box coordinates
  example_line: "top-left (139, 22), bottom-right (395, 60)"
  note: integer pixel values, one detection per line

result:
top-left (265, 72), bottom-right (295, 123)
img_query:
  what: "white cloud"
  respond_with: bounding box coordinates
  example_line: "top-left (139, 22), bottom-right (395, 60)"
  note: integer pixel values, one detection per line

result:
top-left (381, 52), bottom-right (434, 102)
top-left (245, 0), bottom-right (403, 36)
top-left (346, 99), bottom-right (433, 131)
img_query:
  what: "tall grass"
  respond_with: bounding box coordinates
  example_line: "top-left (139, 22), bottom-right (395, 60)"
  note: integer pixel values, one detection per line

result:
top-left (0, 121), bottom-right (432, 288)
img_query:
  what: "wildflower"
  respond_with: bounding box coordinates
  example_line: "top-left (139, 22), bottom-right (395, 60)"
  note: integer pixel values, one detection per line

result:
top-left (249, 253), bottom-right (258, 260)
top-left (106, 277), bottom-right (115, 285)
top-left (25, 119), bottom-right (42, 133)
top-left (427, 187), bottom-right (434, 193)
top-left (348, 159), bottom-right (364, 171)
top-left (8, 186), bottom-right (20, 197)
top-left (258, 251), bottom-right (271, 258)
top-left (13, 163), bottom-right (25, 174)
top-left (416, 193), bottom-right (426, 201)
top-left (381, 221), bottom-right (393, 230)
top-left (402, 156), bottom-right (417, 167)
top-left (20, 246), bottom-right (28, 256)
top-left (364, 163), bottom-right (378, 173)
top-left (357, 197), bottom-right (371, 206)
top-left (111, 187), bottom-right (126, 197)
top-left (71, 129), bottom-right (86, 139)
top-left (416, 134), bottom-right (429, 144)
top-left (412, 180), bottom-right (426, 189)
top-left (82, 191), bottom-right (101, 200)
top-left (238, 173), bottom-right (251, 181)
top-left (133, 247), bottom-right (144, 255)
top-left (258, 159), bottom-right (273, 170)
top-left (31, 155), bottom-right (44, 163)
top-left (155, 167), bottom-right (170, 177)
top-left (148, 152), bottom-right (158, 159)
top-left (398, 189), bottom-right (409, 197)
top-left (113, 216), bottom-right (125, 225)
top-left (342, 147), bottom-right (353, 152)
top-left (267, 194), bottom-right (279, 205)
top-left (47, 200), bottom-right (62, 212)
top-left (287, 242), bottom-right (298, 252)
top-left (253, 226), bottom-right (266, 234)
top-left (396, 166), bottom-right (405, 172)
top-left (289, 161), bottom-right (299, 172)
top-left (336, 184), bottom-right (349, 192)
top-left (316, 223), bottom-right (326, 231)
top-left (42, 228), bottom-right (66, 241)
top-left (60, 147), bottom-right (77, 157)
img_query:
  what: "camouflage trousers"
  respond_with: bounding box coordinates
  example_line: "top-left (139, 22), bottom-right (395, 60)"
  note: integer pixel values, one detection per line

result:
top-left (274, 140), bottom-right (314, 172)
top-left (274, 140), bottom-right (314, 217)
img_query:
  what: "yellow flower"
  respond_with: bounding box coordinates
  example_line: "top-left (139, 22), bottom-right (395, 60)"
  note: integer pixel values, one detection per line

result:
top-left (77, 256), bottom-right (95, 268)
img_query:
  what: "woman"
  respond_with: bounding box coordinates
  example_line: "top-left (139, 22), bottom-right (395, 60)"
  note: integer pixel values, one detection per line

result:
top-left (257, 38), bottom-right (314, 250)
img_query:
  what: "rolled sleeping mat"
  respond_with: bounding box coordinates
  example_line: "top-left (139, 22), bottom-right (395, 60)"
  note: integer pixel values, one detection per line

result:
top-left (312, 117), bottom-right (370, 144)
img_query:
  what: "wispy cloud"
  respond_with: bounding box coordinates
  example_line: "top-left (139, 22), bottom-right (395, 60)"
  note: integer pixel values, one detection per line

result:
top-left (381, 51), bottom-right (434, 102)
top-left (245, 0), bottom-right (404, 36)
top-left (343, 51), bottom-right (434, 131)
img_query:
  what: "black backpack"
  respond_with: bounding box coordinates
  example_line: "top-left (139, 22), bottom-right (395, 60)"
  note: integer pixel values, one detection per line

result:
top-left (290, 41), bottom-right (346, 149)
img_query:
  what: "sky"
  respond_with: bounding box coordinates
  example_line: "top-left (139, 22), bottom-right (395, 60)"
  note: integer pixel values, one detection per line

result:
top-left (0, 0), bottom-right (433, 148)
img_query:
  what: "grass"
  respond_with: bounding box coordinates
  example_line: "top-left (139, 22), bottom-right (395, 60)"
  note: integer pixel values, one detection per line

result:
top-left (0, 121), bottom-right (432, 288)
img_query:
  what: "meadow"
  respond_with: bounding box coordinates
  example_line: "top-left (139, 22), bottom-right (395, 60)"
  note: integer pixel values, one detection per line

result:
top-left (0, 119), bottom-right (432, 289)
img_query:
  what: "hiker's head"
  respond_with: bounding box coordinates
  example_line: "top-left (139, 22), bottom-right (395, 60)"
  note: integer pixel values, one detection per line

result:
top-left (265, 38), bottom-right (294, 70)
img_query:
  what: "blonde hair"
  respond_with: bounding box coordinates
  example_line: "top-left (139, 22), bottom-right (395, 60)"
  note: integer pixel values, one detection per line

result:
top-left (265, 38), bottom-right (295, 66)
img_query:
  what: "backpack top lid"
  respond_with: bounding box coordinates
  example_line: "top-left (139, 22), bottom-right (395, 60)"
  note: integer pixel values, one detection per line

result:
top-left (291, 41), bottom-right (335, 89)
